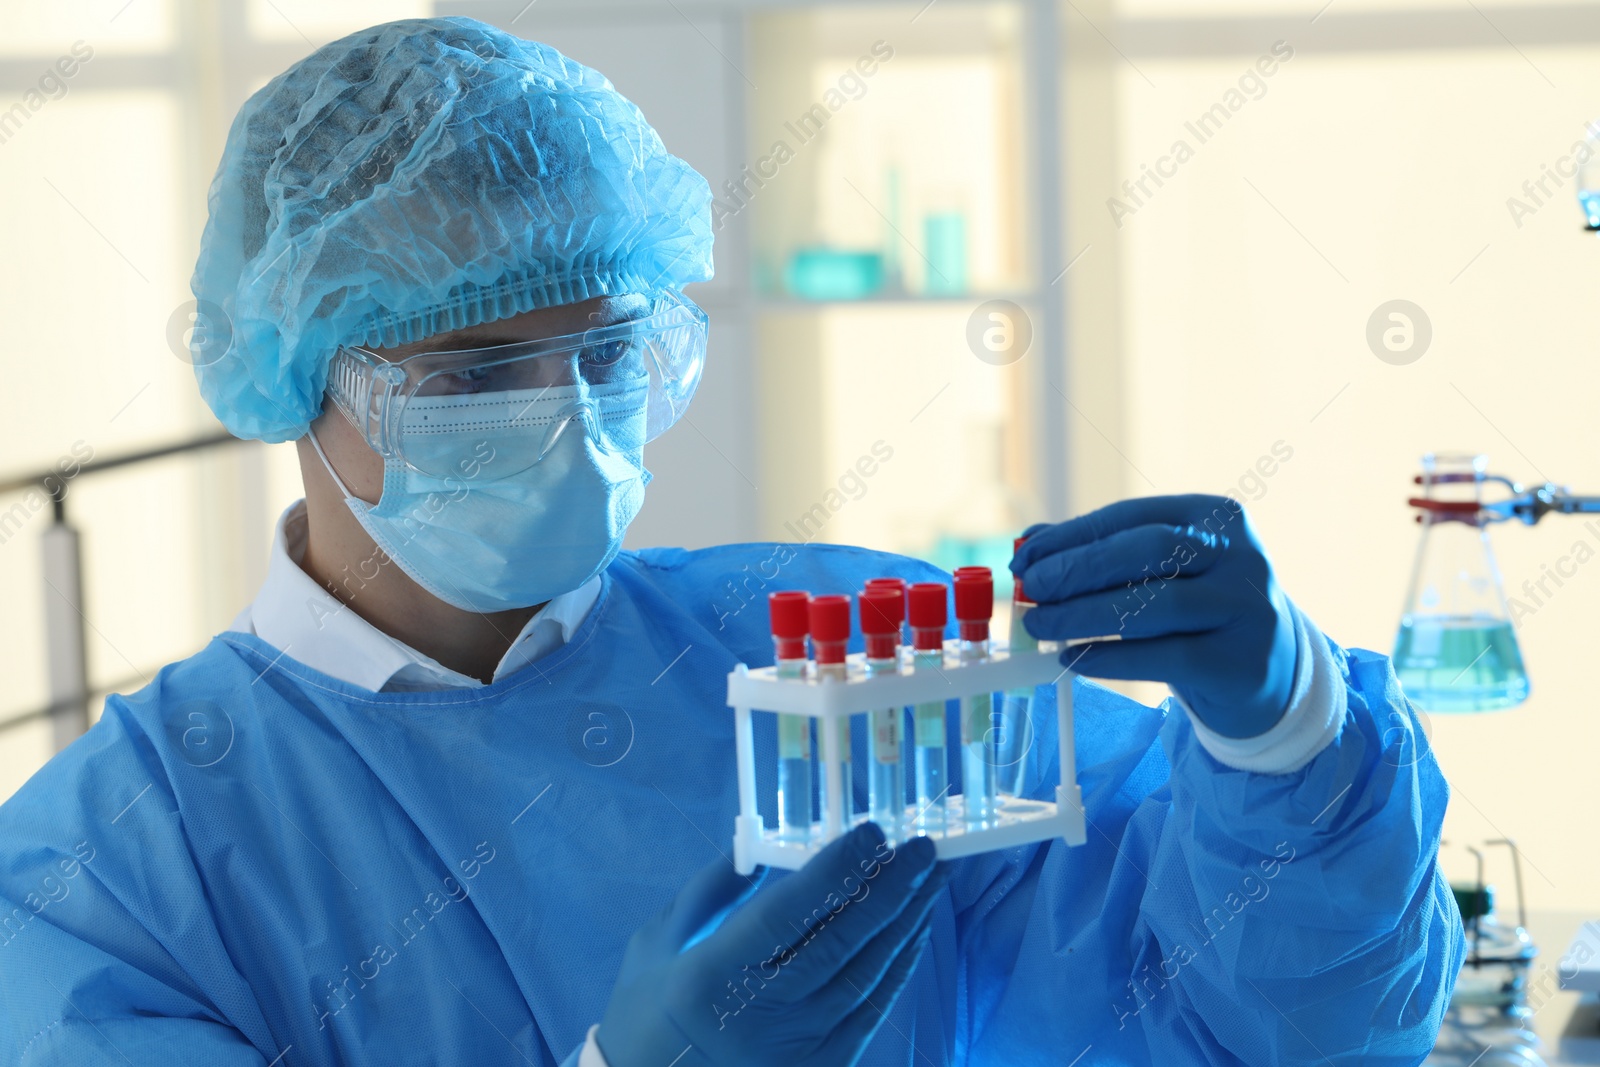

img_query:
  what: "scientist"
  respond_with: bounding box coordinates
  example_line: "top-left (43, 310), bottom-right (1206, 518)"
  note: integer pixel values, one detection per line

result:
top-left (0, 18), bottom-right (1460, 1067)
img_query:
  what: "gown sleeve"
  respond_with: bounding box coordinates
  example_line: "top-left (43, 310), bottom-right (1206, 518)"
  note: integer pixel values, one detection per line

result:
top-left (0, 699), bottom-right (276, 1066)
top-left (0, 914), bottom-right (269, 1065)
top-left (949, 616), bottom-right (1464, 1066)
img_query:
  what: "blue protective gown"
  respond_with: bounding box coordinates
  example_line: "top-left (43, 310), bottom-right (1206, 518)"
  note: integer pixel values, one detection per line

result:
top-left (0, 543), bottom-right (1460, 1066)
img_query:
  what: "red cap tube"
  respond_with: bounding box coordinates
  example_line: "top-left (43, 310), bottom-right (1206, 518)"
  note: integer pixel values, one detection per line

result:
top-left (864, 579), bottom-right (906, 647)
top-left (809, 594), bottom-right (851, 665)
top-left (907, 582), bottom-right (947, 651)
top-left (953, 568), bottom-right (992, 642)
top-left (1012, 537), bottom-right (1032, 604)
top-left (859, 587), bottom-right (902, 660)
top-left (864, 578), bottom-right (906, 622)
top-left (769, 590), bottom-right (810, 661)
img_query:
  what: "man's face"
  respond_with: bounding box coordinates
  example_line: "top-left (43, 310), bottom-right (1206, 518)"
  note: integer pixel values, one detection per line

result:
top-left (305, 293), bottom-right (651, 505)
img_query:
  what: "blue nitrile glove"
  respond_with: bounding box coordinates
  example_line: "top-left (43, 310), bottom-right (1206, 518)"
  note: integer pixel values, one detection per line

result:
top-left (1011, 494), bottom-right (1299, 739)
top-left (596, 823), bottom-right (950, 1067)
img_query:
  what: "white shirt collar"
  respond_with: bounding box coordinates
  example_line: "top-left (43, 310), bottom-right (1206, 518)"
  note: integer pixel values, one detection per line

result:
top-left (228, 500), bottom-right (601, 692)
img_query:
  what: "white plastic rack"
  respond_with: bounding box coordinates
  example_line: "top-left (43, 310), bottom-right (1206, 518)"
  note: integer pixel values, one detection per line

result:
top-left (727, 641), bottom-right (1087, 873)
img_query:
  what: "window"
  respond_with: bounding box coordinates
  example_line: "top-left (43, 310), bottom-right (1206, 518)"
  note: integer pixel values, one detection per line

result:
top-left (0, 0), bottom-right (394, 798)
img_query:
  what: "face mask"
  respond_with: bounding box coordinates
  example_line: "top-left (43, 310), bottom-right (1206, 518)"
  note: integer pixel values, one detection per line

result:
top-left (308, 380), bottom-right (652, 613)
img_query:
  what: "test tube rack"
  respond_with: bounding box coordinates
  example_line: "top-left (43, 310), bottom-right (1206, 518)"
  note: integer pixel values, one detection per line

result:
top-left (727, 641), bottom-right (1087, 874)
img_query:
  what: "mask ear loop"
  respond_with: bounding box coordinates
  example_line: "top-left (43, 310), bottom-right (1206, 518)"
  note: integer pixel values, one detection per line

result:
top-left (307, 425), bottom-right (358, 500)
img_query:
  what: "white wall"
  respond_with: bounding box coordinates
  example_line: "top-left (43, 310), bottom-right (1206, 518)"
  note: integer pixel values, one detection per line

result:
top-left (1091, 22), bottom-right (1600, 911)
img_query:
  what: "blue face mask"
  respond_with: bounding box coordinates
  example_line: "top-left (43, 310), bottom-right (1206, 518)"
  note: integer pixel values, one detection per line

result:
top-left (308, 379), bottom-right (652, 613)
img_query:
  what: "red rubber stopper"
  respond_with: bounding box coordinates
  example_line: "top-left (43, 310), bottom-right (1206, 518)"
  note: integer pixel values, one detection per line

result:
top-left (859, 589), bottom-right (901, 633)
top-left (908, 582), bottom-right (948, 651)
top-left (769, 590), bottom-right (809, 660)
top-left (864, 578), bottom-right (906, 623)
top-left (954, 568), bottom-right (992, 642)
top-left (809, 594), bottom-right (851, 664)
top-left (859, 587), bottom-right (901, 660)
top-left (864, 585), bottom-right (902, 617)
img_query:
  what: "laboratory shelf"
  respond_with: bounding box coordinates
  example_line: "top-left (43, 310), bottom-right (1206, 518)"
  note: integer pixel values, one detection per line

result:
top-left (727, 642), bottom-right (1087, 873)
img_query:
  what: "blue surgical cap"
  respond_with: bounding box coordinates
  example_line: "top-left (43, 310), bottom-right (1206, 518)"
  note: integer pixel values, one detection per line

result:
top-left (191, 17), bottom-right (714, 443)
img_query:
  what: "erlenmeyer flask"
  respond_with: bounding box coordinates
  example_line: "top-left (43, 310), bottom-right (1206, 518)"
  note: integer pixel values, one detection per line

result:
top-left (1577, 120), bottom-right (1600, 230)
top-left (1393, 454), bottom-right (1530, 712)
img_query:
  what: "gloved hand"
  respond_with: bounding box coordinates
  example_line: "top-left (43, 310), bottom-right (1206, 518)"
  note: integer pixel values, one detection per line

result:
top-left (596, 823), bottom-right (949, 1067)
top-left (1011, 494), bottom-right (1299, 739)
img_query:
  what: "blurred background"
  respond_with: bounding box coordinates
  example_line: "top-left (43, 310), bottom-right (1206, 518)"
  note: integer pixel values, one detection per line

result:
top-left (3, 0), bottom-right (1600, 1030)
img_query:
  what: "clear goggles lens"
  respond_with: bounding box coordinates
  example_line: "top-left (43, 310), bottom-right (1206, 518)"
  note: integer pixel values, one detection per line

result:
top-left (327, 292), bottom-right (707, 481)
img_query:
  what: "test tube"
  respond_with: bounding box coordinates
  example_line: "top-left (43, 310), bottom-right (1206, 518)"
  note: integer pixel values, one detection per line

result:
top-left (809, 594), bottom-right (854, 832)
top-left (999, 538), bottom-right (1037, 797)
top-left (954, 568), bottom-right (997, 829)
top-left (860, 586), bottom-right (907, 843)
top-left (908, 582), bottom-right (949, 836)
top-left (865, 577), bottom-right (908, 648)
top-left (769, 591), bottom-right (812, 843)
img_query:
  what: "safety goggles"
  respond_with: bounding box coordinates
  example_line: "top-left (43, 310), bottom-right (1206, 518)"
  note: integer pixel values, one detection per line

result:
top-left (326, 291), bottom-right (707, 481)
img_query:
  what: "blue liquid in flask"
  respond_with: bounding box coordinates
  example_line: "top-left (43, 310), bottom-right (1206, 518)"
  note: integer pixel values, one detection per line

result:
top-left (1581, 189), bottom-right (1600, 230)
top-left (1393, 614), bottom-right (1529, 712)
